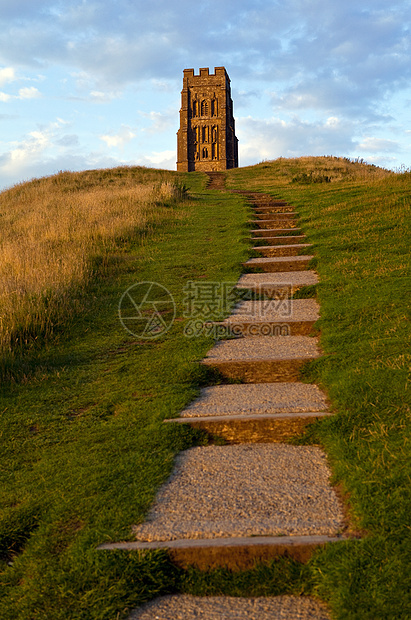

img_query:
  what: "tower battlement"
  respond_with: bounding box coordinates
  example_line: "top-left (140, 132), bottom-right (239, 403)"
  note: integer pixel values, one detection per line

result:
top-left (177, 66), bottom-right (239, 172)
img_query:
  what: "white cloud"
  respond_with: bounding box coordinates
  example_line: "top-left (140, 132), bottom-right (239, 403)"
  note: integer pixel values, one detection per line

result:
top-left (0, 85), bottom-right (41, 102)
top-left (18, 86), bottom-right (41, 99)
top-left (137, 150), bottom-right (176, 170)
top-left (0, 1), bottom-right (410, 185)
top-left (100, 125), bottom-right (136, 148)
top-left (0, 67), bottom-right (16, 86)
top-left (237, 114), bottom-right (358, 166)
top-left (0, 119), bottom-right (74, 185)
top-left (89, 90), bottom-right (119, 103)
top-left (0, 117), bottom-right (125, 189)
top-left (357, 137), bottom-right (400, 153)
top-left (140, 110), bottom-right (176, 134)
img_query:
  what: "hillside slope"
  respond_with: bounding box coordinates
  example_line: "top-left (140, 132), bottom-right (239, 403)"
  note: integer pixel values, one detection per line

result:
top-left (0, 158), bottom-right (409, 619)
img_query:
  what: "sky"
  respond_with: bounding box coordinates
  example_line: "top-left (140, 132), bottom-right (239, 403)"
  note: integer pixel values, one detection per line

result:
top-left (0, 0), bottom-right (410, 190)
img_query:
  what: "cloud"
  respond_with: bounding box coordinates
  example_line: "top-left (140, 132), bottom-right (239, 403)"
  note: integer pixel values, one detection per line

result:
top-left (237, 115), bottom-right (358, 165)
top-left (0, 87), bottom-right (41, 102)
top-left (1, 0), bottom-right (409, 98)
top-left (140, 110), bottom-right (176, 134)
top-left (100, 125), bottom-right (136, 148)
top-left (0, 119), bottom-right (88, 188)
top-left (18, 86), bottom-right (41, 99)
top-left (0, 132), bottom-right (121, 190)
top-left (1, 1), bottom-right (410, 183)
top-left (0, 67), bottom-right (15, 86)
top-left (137, 150), bottom-right (176, 170)
top-left (89, 90), bottom-right (119, 103)
top-left (0, 1), bottom-right (409, 141)
top-left (357, 137), bottom-right (400, 153)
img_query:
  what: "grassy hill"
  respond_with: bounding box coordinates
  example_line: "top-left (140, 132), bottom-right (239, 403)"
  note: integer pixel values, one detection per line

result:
top-left (0, 158), bottom-right (409, 619)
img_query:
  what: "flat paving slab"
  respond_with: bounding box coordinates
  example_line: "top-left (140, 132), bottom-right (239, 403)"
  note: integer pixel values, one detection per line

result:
top-left (201, 336), bottom-right (320, 382)
top-left (236, 272), bottom-right (318, 294)
top-left (167, 381), bottom-right (330, 443)
top-left (254, 205), bottom-right (295, 212)
top-left (244, 256), bottom-right (313, 272)
top-left (132, 444), bottom-right (344, 542)
top-left (252, 228), bottom-right (302, 236)
top-left (178, 382), bottom-right (327, 418)
top-left (253, 243), bottom-right (312, 257)
top-left (254, 212), bottom-right (296, 219)
top-left (253, 235), bottom-right (307, 245)
top-left (129, 595), bottom-right (331, 620)
top-left (224, 298), bottom-right (320, 324)
top-left (203, 336), bottom-right (320, 362)
top-left (252, 219), bottom-right (297, 229)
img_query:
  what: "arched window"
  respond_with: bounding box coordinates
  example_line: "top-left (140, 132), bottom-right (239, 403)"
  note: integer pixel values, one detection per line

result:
top-left (202, 147), bottom-right (209, 159)
top-left (192, 100), bottom-right (199, 117)
top-left (211, 99), bottom-right (218, 117)
top-left (212, 126), bottom-right (218, 143)
top-left (201, 100), bottom-right (209, 116)
top-left (202, 126), bottom-right (209, 143)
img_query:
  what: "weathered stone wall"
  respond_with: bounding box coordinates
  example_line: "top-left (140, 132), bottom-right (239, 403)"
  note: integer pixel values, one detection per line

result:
top-left (177, 67), bottom-right (239, 172)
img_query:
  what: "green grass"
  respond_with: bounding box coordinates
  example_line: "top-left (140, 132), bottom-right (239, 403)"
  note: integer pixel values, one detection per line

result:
top-left (1, 157), bottom-right (410, 619)
top-left (225, 158), bottom-right (411, 619)
top-left (0, 171), bottom-right (251, 618)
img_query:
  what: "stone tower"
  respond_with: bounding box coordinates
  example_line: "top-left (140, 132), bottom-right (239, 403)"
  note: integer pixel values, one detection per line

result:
top-left (177, 67), bottom-right (239, 172)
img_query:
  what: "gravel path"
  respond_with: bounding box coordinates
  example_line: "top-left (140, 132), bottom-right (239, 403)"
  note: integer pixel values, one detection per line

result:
top-left (129, 595), bottom-right (331, 619)
top-left (132, 445), bottom-right (344, 542)
top-left (179, 383), bottom-right (328, 418)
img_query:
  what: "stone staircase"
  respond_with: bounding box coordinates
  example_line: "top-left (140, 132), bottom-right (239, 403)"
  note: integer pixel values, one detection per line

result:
top-left (206, 171), bottom-right (227, 190)
top-left (100, 174), bottom-right (350, 619)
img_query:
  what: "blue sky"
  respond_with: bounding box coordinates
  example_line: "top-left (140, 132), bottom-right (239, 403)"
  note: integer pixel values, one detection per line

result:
top-left (0, 0), bottom-right (410, 189)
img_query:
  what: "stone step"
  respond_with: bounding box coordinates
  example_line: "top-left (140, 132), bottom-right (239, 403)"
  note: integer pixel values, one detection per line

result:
top-left (249, 199), bottom-right (288, 205)
top-left (244, 255), bottom-right (314, 272)
top-left (217, 298), bottom-right (319, 336)
top-left (128, 595), bottom-right (332, 620)
top-left (166, 411), bottom-right (330, 443)
top-left (100, 534), bottom-right (342, 571)
top-left (252, 204), bottom-right (289, 209)
top-left (173, 381), bottom-right (328, 416)
top-left (253, 243), bottom-right (312, 257)
top-left (253, 211), bottom-right (296, 220)
top-left (236, 271), bottom-right (318, 296)
top-left (251, 228), bottom-right (302, 237)
top-left (206, 172), bottom-right (226, 190)
top-left (165, 376), bottom-right (328, 442)
top-left (232, 191), bottom-right (287, 205)
top-left (251, 219), bottom-right (297, 230)
top-left (99, 444), bottom-right (344, 570)
top-left (253, 235), bottom-right (307, 245)
top-left (254, 206), bottom-right (295, 213)
top-left (201, 336), bottom-right (320, 382)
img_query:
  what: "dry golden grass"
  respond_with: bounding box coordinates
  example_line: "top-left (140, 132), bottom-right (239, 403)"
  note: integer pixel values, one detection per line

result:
top-left (227, 155), bottom-right (393, 190)
top-left (0, 166), bottom-right (184, 355)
